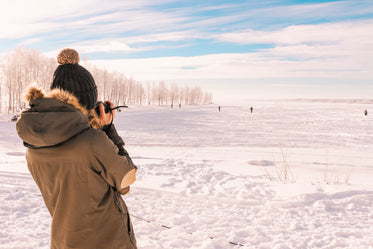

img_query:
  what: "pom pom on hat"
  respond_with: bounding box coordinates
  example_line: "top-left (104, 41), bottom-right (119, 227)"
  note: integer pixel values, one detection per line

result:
top-left (57, 48), bottom-right (80, 65)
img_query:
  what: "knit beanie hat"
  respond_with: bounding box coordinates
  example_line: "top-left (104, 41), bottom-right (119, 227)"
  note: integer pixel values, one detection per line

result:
top-left (51, 48), bottom-right (97, 110)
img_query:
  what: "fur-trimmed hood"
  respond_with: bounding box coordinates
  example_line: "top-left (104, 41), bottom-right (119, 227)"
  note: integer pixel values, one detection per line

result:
top-left (16, 86), bottom-right (101, 148)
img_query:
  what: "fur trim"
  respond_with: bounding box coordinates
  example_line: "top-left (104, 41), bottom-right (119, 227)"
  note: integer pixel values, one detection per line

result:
top-left (25, 86), bottom-right (44, 102)
top-left (25, 86), bottom-right (101, 129)
top-left (57, 48), bottom-right (80, 65)
top-left (87, 109), bottom-right (101, 129)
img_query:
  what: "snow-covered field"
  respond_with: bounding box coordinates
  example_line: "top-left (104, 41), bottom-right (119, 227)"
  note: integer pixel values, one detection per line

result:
top-left (1, 100), bottom-right (373, 249)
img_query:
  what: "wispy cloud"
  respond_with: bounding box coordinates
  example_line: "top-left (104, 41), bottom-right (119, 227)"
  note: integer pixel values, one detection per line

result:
top-left (44, 31), bottom-right (196, 57)
top-left (123, 31), bottom-right (198, 44)
top-left (231, 0), bottom-right (373, 28)
top-left (19, 38), bottom-right (42, 46)
top-left (251, 0), bottom-right (373, 19)
top-left (213, 19), bottom-right (373, 75)
top-left (0, 0), bottom-right (185, 39)
top-left (214, 20), bottom-right (373, 46)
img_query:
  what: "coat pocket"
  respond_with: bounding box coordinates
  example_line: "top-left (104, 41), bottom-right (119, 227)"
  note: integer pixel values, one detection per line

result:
top-left (125, 210), bottom-right (137, 246)
top-left (113, 191), bottom-right (137, 247)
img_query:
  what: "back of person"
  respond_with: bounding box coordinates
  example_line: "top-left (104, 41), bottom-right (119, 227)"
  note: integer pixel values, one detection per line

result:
top-left (16, 49), bottom-right (137, 249)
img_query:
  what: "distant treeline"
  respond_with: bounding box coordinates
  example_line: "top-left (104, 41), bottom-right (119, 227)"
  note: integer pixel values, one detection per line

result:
top-left (0, 47), bottom-right (213, 113)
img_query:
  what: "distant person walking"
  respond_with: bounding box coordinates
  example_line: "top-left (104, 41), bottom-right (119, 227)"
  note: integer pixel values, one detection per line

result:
top-left (218, 106), bottom-right (221, 112)
top-left (364, 110), bottom-right (368, 116)
top-left (250, 107), bottom-right (253, 113)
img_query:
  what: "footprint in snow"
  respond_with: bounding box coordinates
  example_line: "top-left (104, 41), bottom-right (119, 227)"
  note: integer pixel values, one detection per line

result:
top-left (6, 152), bottom-right (25, 156)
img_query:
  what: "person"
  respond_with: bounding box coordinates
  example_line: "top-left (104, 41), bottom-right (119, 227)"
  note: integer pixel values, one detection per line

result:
top-left (16, 48), bottom-right (137, 249)
top-left (250, 107), bottom-right (253, 113)
top-left (364, 110), bottom-right (368, 116)
top-left (218, 106), bottom-right (221, 112)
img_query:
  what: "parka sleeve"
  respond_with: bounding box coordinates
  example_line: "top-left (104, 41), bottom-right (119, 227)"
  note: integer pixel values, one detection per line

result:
top-left (92, 130), bottom-right (137, 192)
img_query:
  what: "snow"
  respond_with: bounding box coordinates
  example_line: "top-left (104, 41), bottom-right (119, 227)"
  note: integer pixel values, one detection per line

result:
top-left (1, 100), bottom-right (373, 249)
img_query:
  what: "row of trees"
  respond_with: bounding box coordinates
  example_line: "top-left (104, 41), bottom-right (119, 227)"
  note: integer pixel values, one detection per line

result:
top-left (0, 47), bottom-right (213, 113)
top-left (0, 47), bottom-right (56, 113)
top-left (87, 64), bottom-right (213, 108)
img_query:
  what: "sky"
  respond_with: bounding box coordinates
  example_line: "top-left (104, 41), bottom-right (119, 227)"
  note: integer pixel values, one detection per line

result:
top-left (0, 0), bottom-right (373, 104)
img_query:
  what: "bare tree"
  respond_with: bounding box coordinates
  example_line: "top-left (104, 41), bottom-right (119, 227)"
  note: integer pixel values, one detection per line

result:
top-left (203, 91), bottom-right (213, 104)
top-left (0, 47), bottom-right (56, 113)
top-left (170, 82), bottom-right (179, 107)
top-left (146, 81), bottom-right (151, 105)
top-left (158, 81), bottom-right (168, 105)
top-left (183, 85), bottom-right (190, 105)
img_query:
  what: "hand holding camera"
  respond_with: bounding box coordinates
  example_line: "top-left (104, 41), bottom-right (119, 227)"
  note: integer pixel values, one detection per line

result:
top-left (94, 101), bottom-right (129, 155)
top-left (95, 101), bottom-right (129, 126)
top-left (95, 101), bottom-right (116, 126)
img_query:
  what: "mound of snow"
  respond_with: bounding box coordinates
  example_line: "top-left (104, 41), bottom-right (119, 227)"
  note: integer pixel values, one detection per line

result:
top-left (248, 160), bottom-right (275, 166)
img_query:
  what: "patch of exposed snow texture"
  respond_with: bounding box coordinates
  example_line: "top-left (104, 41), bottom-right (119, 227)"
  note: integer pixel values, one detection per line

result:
top-left (1, 101), bottom-right (373, 248)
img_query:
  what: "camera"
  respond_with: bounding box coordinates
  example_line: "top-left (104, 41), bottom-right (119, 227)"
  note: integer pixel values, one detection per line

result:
top-left (95, 101), bottom-right (111, 116)
top-left (95, 101), bottom-right (128, 116)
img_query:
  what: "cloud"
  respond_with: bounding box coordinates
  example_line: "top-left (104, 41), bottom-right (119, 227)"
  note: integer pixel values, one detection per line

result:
top-left (233, 0), bottom-right (373, 26)
top-left (43, 31), bottom-right (194, 58)
top-left (213, 19), bottom-right (373, 72)
top-left (19, 38), bottom-right (42, 46)
top-left (214, 20), bottom-right (373, 46)
top-left (73, 41), bottom-right (136, 54)
top-left (0, 0), bottom-right (186, 39)
top-left (44, 41), bottom-right (136, 59)
top-left (123, 31), bottom-right (198, 44)
top-left (88, 50), bottom-right (373, 82)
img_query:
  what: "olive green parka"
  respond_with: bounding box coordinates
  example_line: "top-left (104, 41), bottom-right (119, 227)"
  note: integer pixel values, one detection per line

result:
top-left (16, 86), bottom-right (137, 249)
